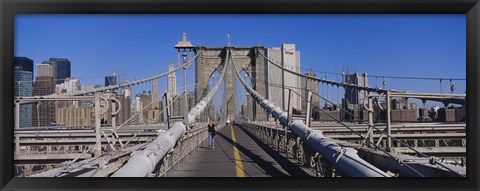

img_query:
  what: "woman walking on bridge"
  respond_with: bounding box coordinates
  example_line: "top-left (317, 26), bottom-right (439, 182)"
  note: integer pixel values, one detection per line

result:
top-left (207, 119), bottom-right (217, 149)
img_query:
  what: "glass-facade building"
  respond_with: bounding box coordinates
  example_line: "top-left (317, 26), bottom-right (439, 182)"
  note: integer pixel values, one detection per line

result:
top-left (14, 67), bottom-right (33, 128)
top-left (14, 57), bottom-right (34, 80)
top-left (49, 58), bottom-right (71, 84)
top-left (105, 75), bottom-right (117, 86)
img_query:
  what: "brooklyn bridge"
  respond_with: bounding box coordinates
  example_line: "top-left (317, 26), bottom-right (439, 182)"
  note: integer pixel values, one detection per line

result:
top-left (13, 33), bottom-right (466, 177)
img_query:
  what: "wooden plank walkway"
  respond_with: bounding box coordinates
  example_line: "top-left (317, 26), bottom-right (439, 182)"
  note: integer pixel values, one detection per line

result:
top-left (166, 124), bottom-right (314, 177)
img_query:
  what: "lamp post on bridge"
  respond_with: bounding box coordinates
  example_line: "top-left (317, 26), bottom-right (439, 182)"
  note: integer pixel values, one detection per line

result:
top-left (175, 33), bottom-right (193, 125)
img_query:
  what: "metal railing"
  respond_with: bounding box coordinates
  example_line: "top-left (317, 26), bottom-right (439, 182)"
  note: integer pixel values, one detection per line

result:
top-left (232, 49), bottom-right (389, 177)
top-left (111, 48), bottom-right (229, 177)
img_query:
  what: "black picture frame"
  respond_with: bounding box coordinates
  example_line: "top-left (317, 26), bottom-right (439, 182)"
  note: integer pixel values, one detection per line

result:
top-left (1, 0), bottom-right (478, 190)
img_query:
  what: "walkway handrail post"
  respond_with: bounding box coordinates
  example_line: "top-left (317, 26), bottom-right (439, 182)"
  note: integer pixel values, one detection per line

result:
top-left (386, 90), bottom-right (392, 150)
top-left (15, 101), bottom-right (20, 155)
top-left (94, 94), bottom-right (102, 157)
top-left (306, 91), bottom-right (312, 127)
top-left (367, 97), bottom-right (374, 147)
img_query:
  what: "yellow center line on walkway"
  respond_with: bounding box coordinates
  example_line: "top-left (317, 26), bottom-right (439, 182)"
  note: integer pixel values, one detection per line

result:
top-left (230, 125), bottom-right (245, 177)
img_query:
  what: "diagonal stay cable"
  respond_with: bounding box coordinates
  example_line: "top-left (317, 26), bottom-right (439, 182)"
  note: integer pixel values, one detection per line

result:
top-left (231, 49), bottom-right (390, 177)
top-left (53, 81), bottom-right (210, 177)
top-left (110, 48), bottom-right (229, 177)
top-left (263, 82), bottom-right (425, 177)
top-left (258, 79), bottom-right (464, 177)
top-left (257, 50), bottom-right (464, 176)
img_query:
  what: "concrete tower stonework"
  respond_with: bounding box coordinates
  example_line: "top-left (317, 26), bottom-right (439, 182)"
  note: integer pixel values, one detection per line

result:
top-left (193, 46), bottom-right (267, 121)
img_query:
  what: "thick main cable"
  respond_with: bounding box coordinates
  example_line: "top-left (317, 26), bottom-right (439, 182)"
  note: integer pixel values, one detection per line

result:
top-left (232, 49), bottom-right (389, 177)
top-left (112, 49), bottom-right (229, 177)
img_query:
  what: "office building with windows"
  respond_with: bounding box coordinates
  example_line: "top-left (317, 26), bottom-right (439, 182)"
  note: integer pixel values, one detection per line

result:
top-left (32, 63), bottom-right (56, 127)
top-left (265, 43), bottom-right (301, 112)
top-left (105, 74), bottom-right (117, 86)
top-left (14, 67), bottom-right (33, 128)
top-left (14, 57), bottom-right (34, 80)
top-left (48, 58), bottom-right (71, 84)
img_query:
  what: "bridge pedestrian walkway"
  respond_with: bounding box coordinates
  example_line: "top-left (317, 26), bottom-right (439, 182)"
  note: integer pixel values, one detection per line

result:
top-left (166, 124), bottom-right (314, 177)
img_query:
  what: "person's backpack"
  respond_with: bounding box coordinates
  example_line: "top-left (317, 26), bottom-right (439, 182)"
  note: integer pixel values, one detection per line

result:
top-left (209, 124), bottom-right (217, 135)
top-left (212, 125), bottom-right (217, 135)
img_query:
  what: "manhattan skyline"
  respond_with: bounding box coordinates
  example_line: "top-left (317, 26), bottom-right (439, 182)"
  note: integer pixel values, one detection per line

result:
top-left (15, 14), bottom-right (466, 108)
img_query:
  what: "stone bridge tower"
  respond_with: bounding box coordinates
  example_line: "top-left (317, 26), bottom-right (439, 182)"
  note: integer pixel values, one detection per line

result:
top-left (193, 46), bottom-right (268, 121)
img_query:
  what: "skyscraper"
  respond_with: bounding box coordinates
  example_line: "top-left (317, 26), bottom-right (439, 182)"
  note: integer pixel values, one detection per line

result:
top-left (32, 63), bottom-right (56, 127)
top-left (105, 74), bottom-right (117, 86)
top-left (48, 58), bottom-right (71, 84)
top-left (14, 57), bottom-right (34, 80)
top-left (301, 71), bottom-right (320, 109)
top-left (344, 73), bottom-right (368, 105)
top-left (36, 63), bottom-right (54, 77)
top-left (266, 43), bottom-right (301, 112)
top-left (152, 78), bottom-right (159, 110)
top-left (14, 67), bottom-right (33, 128)
top-left (62, 78), bottom-right (81, 93)
top-left (167, 63), bottom-right (178, 103)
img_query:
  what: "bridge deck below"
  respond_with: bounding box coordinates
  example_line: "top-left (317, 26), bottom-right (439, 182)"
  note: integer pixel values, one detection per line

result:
top-left (166, 124), bottom-right (313, 177)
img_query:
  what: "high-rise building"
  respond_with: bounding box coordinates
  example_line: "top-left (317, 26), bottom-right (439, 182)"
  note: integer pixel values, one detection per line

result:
top-left (152, 78), bottom-right (160, 110)
top-left (167, 63), bottom-right (178, 105)
top-left (32, 76), bottom-right (56, 127)
top-left (99, 92), bottom-right (132, 126)
top-left (48, 58), bottom-right (71, 84)
top-left (14, 57), bottom-right (34, 80)
top-left (36, 63), bottom-right (54, 77)
top-left (62, 77), bottom-right (81, 93)
top-left (105, 74), bottom-right (117, 86)
top-left (56, 105), bottom-right (94, 127)
top-left (32, 63), bottom-right (56, 126)
top-left (14, 67), bottom-right (33, 96)
top-left (301, 71), bottom-right (320, 111)
top-left (54, 78), bottom-right (82, 107)
top-left (14, 67), bottom-right (33, 128)
top-left (119, 88), bottom-right (132, 125)
top-left (122, 82), bottom-right (132, 97)
top-left (344, 73), bottom-right (368, 105)
top-left (266, 43), bottom-right (301, 112)
top-left (136, 91), bottom-right (153, 124)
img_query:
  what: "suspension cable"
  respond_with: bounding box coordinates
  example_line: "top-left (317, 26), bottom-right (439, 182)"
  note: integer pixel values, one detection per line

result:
top-left (284, 63), bottom-right (465, 81)
top-left (258, 51), bottom-right (467, 98)
top-left (261, 81), bottom-right (424, 177)
top-left (50, 80), bottom-right (212, 176)
top-left (257, 80), bottom-right (463, 177)
top-left (233, 50), bottom-right (390, 177)
top-left (24, 53), bottom-right (201, 100)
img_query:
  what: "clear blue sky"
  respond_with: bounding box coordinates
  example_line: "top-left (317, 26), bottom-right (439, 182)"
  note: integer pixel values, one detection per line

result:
top-left (15, 14), bottom-right (466, 108)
